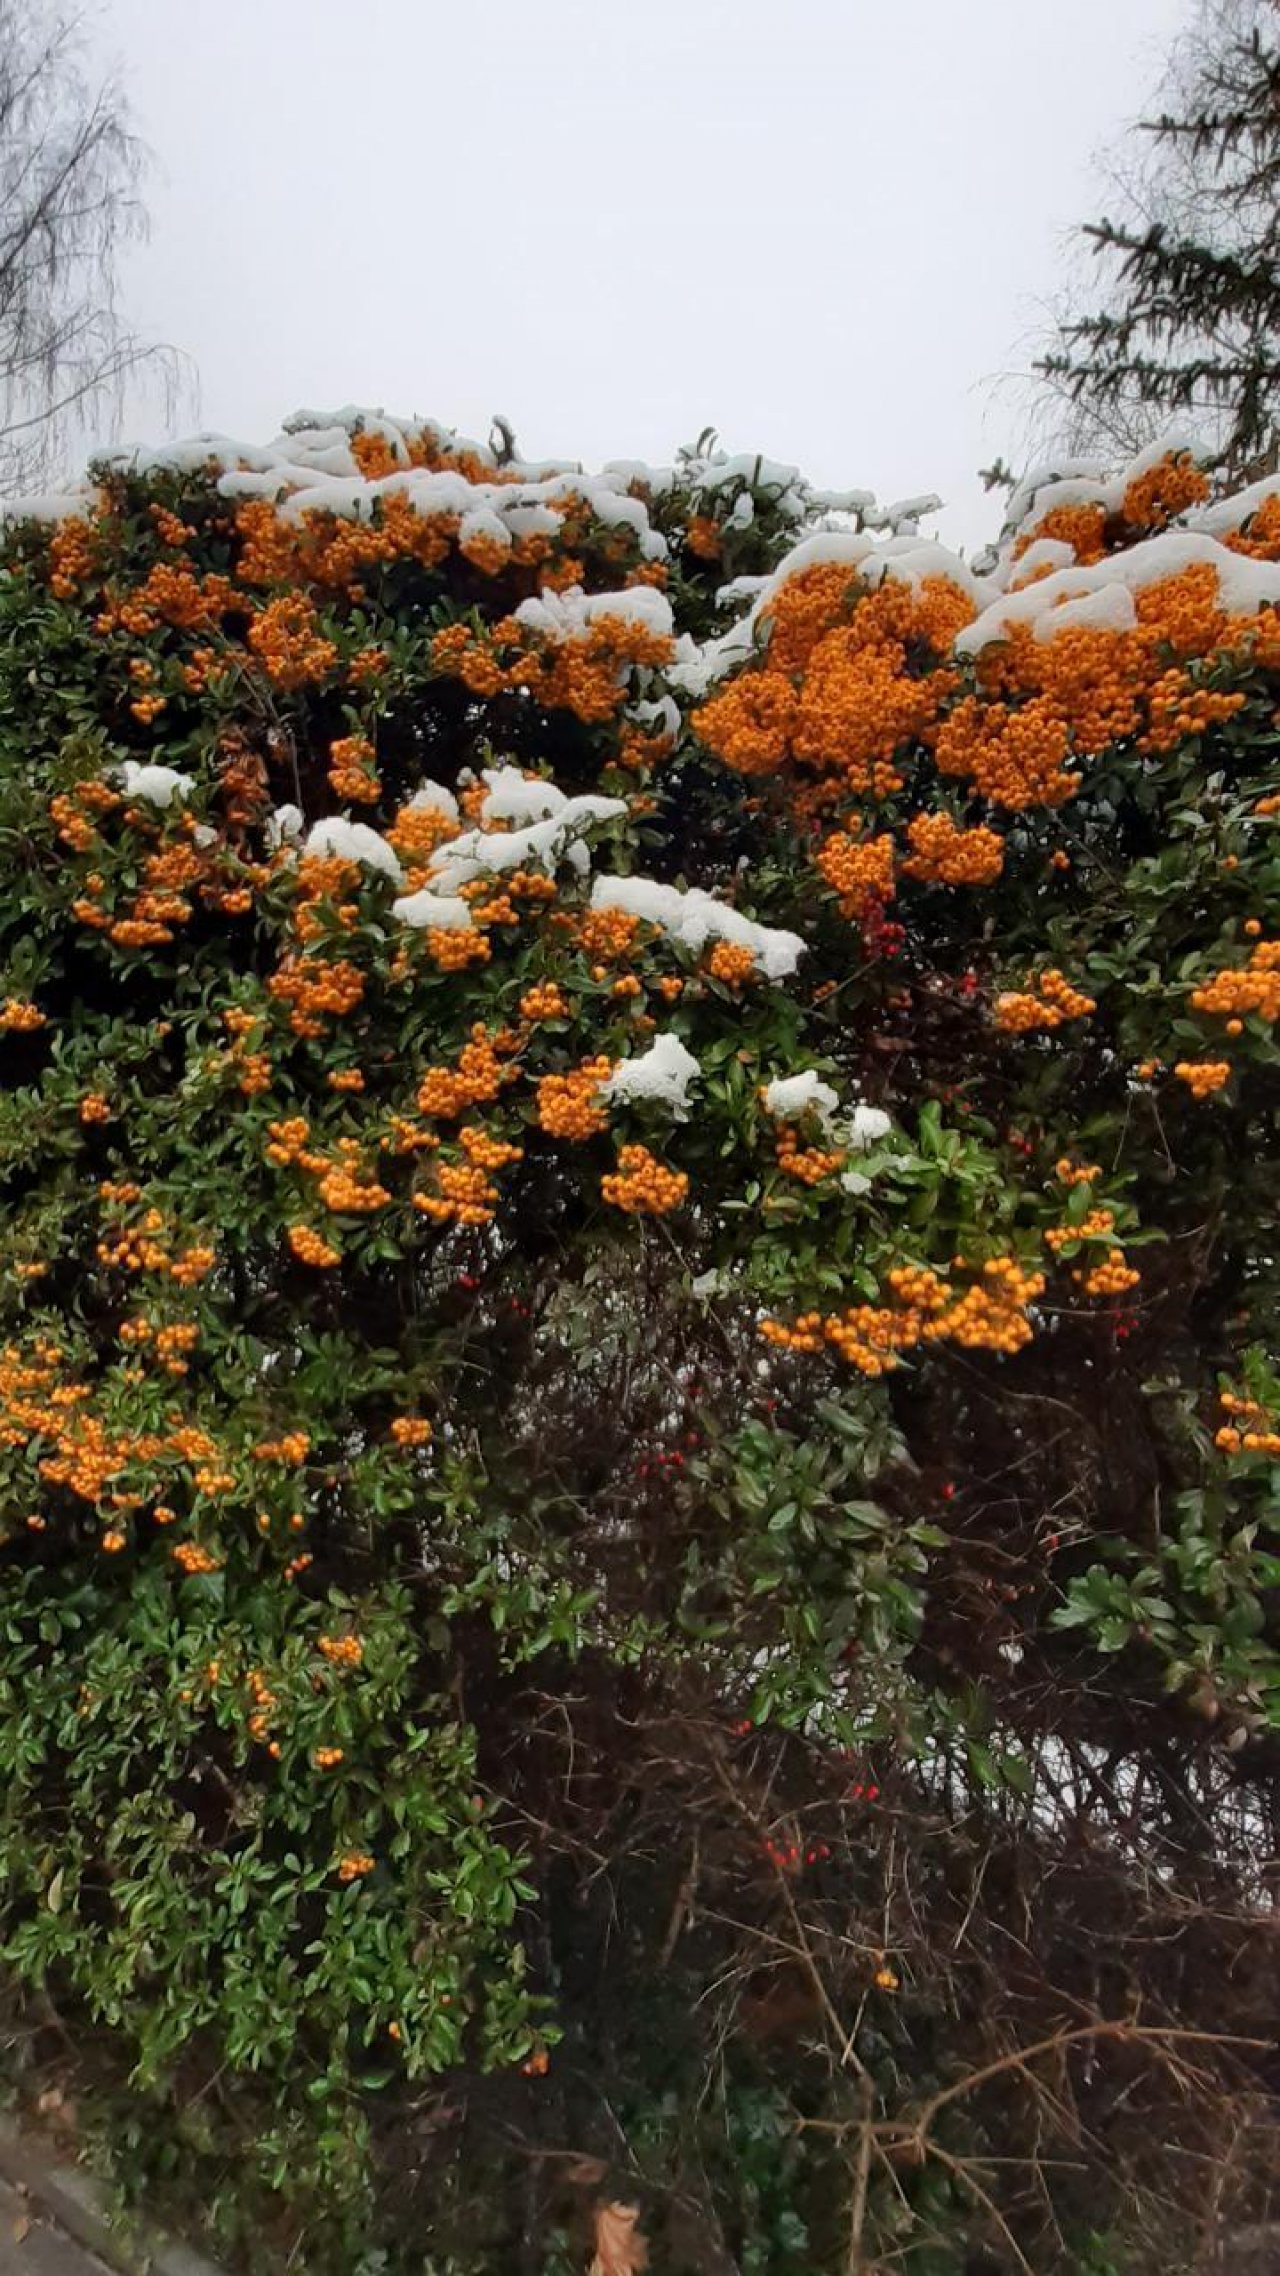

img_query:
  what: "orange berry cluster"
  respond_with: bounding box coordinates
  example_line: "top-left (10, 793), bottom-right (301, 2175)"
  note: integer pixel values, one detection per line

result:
top-left (774, 1126), bottom-right (845, 1184)
top-left (601, 1145), bottom-right (689, 1215)
top-left (96, 1196), bottom-right (215, 1287)
top-left (318, 1633), bottom-right (363, 1669)
top-left (328, 733), bottom-right (380, 804)
top-left (119, 1317), bottom-right (200, 1375)
top-left (537, 1058), bottom-right (612, 1139)
top-left (48, 517), bottom-right (101, 597)
top-left (816, 830), bottom-right (896, 911)
top-left (288, 1224), bottom-right (341, 1268)
top-left (459, 1124), bottom-right (523, 1173)
top-left (902, 812), bottom-right (1004, 886)
top-left (1216, 1390), bottom-right (1280, 1456)
top-left (385, 800), bottom-right (465, 877)
top-left (936, 695), bottom-right (1080, 811)
top-left (268, 956), bottom-right (366, 1037)
top-left (519, 981), bottom-right (568, 1021)
top-left (235, 1051), bottom-right (272, 1096)
top-left (426, 925), bottom-right (492, 972)
top-left (690, 671), bottom-right (797, 776)
top-left (104, 563), bottom-right (235, 638)
top-left (575, 907), bottom-right (638, 962)
top-left (0, 998), bottom-right (46, 1032)
top-left (349, 646), bottom-right (388, 685)
top-left (172, 1543), bottom-right (220, 1575)
top-left (433, 610), bottom-right (673, 725)
top-left (1076, 1248), bottom-right (1140, 1298)
top-left (247, 595), bottom-right (338, 688)
top-left (1190, 937), bottom-right (1280, 1024)
top-left (1120, 453), bottom-right (1210, 532)
top-left (1012, 501), bottom-right (1108, 566)
top-left (252, 1431), bottom-right (310, 1465)
top-left (1174, 1060), bottom-right (1231, 1098)
top-left (1056, 1158), bottom-right (1101, 1186)
top-left (149, 504), bottom-right (193, 548)
top-left (417, 1031), bottom-right (509, 1119)
top-left (1045, 1208), bottom-right (1115, 1251)
top-left (762, 1256), bottom-right (1045, 1375)
top-left (390, 1416), bottom-right (432, 1447)
top-left (1142, 674), bottom-right (1246, 753)
top-left (336, 1851), bottom-right (374, 1882)
top-left (266, 1118), bottom-right (312, 1166)
top-left (698, 571), bottom-right (970, 804)
top-left (706, 941), bottom-right (758, 986)
top-left (413, 1154), bottom-right (504, 1227)
top-left (315, 1153), bottom-right (392, 1215)
top-left (994, 969), bottom-right (1096, 1033)
top-left (685, 515), bottom-right (722, 561)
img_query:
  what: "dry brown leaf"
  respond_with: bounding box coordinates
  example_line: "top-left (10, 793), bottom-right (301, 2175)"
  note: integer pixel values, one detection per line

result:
top-left (589, 2199), bottom-right (648, 2276)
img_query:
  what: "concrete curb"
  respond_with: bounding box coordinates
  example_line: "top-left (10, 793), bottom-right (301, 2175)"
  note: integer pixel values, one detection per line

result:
top-left (0, 2121), bottom-right (221, 2276)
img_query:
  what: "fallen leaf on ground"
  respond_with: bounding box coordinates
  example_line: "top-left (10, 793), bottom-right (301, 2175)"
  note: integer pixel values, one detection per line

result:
top-left (589, 2199), bottom-right (648, 2275)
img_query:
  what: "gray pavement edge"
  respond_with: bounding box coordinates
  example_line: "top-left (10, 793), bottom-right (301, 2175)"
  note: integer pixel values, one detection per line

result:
top-left (0, 2121), bottom-right (221, 2276)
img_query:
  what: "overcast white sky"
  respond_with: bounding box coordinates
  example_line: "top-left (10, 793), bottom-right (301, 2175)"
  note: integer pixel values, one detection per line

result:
top-left (97, 0), bottom-right (1186, 551)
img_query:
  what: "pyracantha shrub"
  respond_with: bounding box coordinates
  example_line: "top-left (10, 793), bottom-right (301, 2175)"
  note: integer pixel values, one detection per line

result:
top-left (0, 412), bottom-right (1279, 2270)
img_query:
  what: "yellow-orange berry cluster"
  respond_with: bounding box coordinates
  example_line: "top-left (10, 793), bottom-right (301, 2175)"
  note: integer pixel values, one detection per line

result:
top-left (318, 1633), bottom-right (363, 1669)
top-left (0, 999), bottom-right (46, 1032)
top-left (268, 956), bottom-right (365, 1037)
top-left (390, 1416), bottom-right (432, 1447)
top-left (816, 831), bottom-right (895, 911)
top-left (762, 1257), bottom-right (1045, 1375)
top-left (1055, 1159), bottom-right (1101, 1186)
top-left (902, 812), bottom-right (1004, 886)
top-left (328, 733), bottom-right (380, 804)
top-left (1215, 1389), bottom-right (1280, 1456)
top-left (519, 982), bottom-right (569, 1021)
top-left (253, 1430), bottom-right (310, 1465)
top-left (413, 1162), bottom-right (501, 1227)
top-left (600, 1145), bottom-right (688, 1214)
top-left (172, 1542), bottom-right (221, 1575)
top-left (1045, 1208), bottom-right (1115, 1252)
top-left (1076, 1248), bottom-right (1140, 1298)
top-left (1190, 937), bottom-right (1280, 1025)
top-left (537, 1058), bottom-right (612, 1139)
top-left (994, 969), bottom-right (1096, 1033)
top-left (706, 941), bottom-right (758, 986)
top-left (774, 1125), bottom-right (845, 1184)
top-left (417, 1031), bottom-right (509, 1120)
top-left (288, 1224), bottom-right (341, 1268)
top-left (247, 595), bottom-right (337, 688)
top-left (1174, 1060), bottom-right (1231, 1098)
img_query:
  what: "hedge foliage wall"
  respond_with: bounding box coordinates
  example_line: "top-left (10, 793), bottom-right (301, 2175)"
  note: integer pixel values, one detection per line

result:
top-left (0, 412), bottom-right (1278, 2272)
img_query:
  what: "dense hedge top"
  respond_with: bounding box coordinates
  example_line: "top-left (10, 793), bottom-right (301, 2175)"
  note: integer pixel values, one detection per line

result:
top-left (0, 411), bottom-right (1279, 2272)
